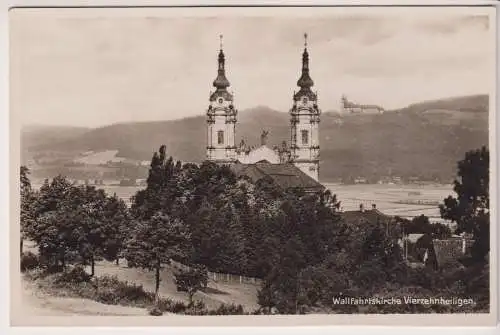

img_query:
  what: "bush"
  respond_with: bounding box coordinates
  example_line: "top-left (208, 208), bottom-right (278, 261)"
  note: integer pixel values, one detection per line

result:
top-left (24, 267), bottom-right (47, 281)
top-left (148, 306), bottom-right (163, 316)
top-left (170, 301), bottom-right (188, 314)
top-left (208, 303), bottom-right (245, 315)
top-left (94, 275), bottom-right (152, 307)
top-left (54, 265), bottom-right (91, 285)
top-left (184, 300), bottom-right (207, 315)
top-left (96, 289), bottom-right (120, 305)
top-left (155, 297), bottom-right (175, 312)
top-left (21, 251), bottom-right (40, 272)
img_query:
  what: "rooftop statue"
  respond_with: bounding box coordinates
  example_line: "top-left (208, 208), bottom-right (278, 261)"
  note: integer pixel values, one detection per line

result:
top-left (261, 130), bottom-right (269, 146)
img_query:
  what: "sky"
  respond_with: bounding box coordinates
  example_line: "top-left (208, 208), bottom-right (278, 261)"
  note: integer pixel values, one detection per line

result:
top-left (10, 7), bottom-right (494, 128)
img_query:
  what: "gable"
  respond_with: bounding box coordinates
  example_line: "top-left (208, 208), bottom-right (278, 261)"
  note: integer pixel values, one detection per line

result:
top-left (431, 238), bottom-right (474, 268)
top-left (237, 145), bottom-right (280, 164)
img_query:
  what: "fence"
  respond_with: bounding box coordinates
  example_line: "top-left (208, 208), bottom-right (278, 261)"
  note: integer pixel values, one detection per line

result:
top-left (169, 259), bottom-right (262, 285)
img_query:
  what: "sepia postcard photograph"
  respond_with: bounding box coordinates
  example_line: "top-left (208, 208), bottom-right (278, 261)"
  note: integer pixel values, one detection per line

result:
top-left (8, 3), bottom-right (498, 328)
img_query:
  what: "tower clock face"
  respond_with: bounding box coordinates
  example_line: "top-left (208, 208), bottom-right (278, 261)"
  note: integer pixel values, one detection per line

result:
top-left (218, 98), bottom-right (224, 104)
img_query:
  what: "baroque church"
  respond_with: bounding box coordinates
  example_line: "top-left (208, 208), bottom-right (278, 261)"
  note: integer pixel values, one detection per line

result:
top-left (206, 34), bottom-right (322, 186)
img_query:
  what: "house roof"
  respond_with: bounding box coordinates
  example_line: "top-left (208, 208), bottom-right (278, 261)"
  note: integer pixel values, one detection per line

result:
top-left (340, 209), bottom-right (393, 225)
top-left (407, 233), bottom-right (425, 244)
top-left (231, 162), bottom-right (324, 193)
top-left (432, 238), bottom-right (474, 267)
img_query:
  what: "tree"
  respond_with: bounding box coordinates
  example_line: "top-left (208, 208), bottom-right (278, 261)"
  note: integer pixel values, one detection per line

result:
top-left (174, 265), bottom-right (208, 306)
top-left (123, 213), bottom-right (191, 299)
top-left (24, 176), bottom-right (76, 269)
top-left (439, 146), bottom-right (489, 262)
top-left (101, 194), bottom-right (130, 265)
top-left (432, 222), bottom-right (453, 240)
top-left (20, 166), bottom-right (36, 254)
top-left (68, 185), bottom-right (109, 276)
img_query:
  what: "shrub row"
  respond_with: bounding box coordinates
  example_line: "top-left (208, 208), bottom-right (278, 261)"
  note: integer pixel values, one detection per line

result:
top-left (25, 266), bottom-right (247, 316)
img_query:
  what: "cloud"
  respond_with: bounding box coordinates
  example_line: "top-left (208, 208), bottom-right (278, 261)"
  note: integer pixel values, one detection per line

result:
top-left (10, 11), bottom-right (493, 127)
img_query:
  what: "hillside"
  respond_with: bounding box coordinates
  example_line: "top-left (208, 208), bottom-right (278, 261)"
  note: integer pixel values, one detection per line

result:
top-left (22, 94), bottom-right (489, 183)
top-left (393, 94), bottom-right (489, 114)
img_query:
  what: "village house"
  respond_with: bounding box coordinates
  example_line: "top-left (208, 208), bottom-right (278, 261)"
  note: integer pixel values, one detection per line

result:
top-left (400, 233), bottom-right (475, 270)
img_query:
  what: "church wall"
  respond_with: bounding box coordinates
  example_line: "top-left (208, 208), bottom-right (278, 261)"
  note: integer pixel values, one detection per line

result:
top-left (294, 161), bottom-right (319, 182)
top-left (207, 116), bottom-right (230, 161)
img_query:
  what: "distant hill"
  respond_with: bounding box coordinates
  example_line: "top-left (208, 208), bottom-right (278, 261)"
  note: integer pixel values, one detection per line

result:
top-left (21, 124), bottom-right (90, 149)
top-left (22, 94), bottom-right (489, 183)
top-left (21, 125), bottom-right (91, 165)
top-left (392, 94), bottom-right (489, 114)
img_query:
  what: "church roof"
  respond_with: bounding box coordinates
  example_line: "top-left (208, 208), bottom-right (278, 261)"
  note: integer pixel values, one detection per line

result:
top-left (231, 162), bottom-right (324, 193)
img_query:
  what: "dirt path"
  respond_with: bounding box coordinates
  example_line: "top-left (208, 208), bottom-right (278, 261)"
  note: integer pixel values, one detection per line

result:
top-left (19, 277), bottom-right (148, 316)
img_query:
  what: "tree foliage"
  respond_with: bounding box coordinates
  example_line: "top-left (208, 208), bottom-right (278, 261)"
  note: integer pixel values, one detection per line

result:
top-left (174, 265), bottom-right (208, 306)
top-left (440, 146), bottom-right (489, 261)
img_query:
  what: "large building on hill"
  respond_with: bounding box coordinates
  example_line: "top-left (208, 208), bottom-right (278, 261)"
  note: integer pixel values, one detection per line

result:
top-left (340, 95), bottom-right (385, 114)
top-left (206, 34), bottom-right (321, 182)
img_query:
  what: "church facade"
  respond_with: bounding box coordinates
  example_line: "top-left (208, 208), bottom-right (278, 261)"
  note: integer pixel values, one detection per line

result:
top-left (206, 35), bottom-right (321, 182)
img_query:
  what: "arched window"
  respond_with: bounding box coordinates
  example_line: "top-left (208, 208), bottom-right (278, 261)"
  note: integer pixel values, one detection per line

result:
top-left (301, 130), bottom-right (309, 145)
top-left (217, 130), bottom-right (224, 145)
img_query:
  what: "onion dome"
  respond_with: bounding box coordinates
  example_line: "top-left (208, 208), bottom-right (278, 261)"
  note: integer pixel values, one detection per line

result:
top-left (210, 35), bottom-right (233, 102)
top-left (213, 49), bottom-right (230, 89)
top-left (294, 33), bottom-right (317, 101)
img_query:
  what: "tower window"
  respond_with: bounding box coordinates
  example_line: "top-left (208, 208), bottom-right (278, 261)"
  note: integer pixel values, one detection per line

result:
top-left (217, 130), bottom-right (224, 145)
top-left (301, 130), bottom-right (309, 145)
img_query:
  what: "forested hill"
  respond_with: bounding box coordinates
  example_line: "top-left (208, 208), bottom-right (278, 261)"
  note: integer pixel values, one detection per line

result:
top-left (22, 94), bottom-right (488, 182)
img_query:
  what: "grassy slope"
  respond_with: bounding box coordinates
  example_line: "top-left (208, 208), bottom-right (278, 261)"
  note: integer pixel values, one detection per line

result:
top-left (21, 240), bottom-right (259, 315)
top-left (88, 260), bottom-right (259, 312)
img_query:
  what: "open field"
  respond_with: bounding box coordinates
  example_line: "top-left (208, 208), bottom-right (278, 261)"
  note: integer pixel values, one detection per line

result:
top-left (325, 183), bottom-right (454, 221)
top-left (101, 185), bottom-right (144, 205)
top-left (74, 150), bottom-right (125, 165)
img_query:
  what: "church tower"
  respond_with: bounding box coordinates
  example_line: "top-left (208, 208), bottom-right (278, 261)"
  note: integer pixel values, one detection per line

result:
top-left (290, 33), bottom-right (321, 181)
top-left (206, 35), bottom-right (238, 163)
